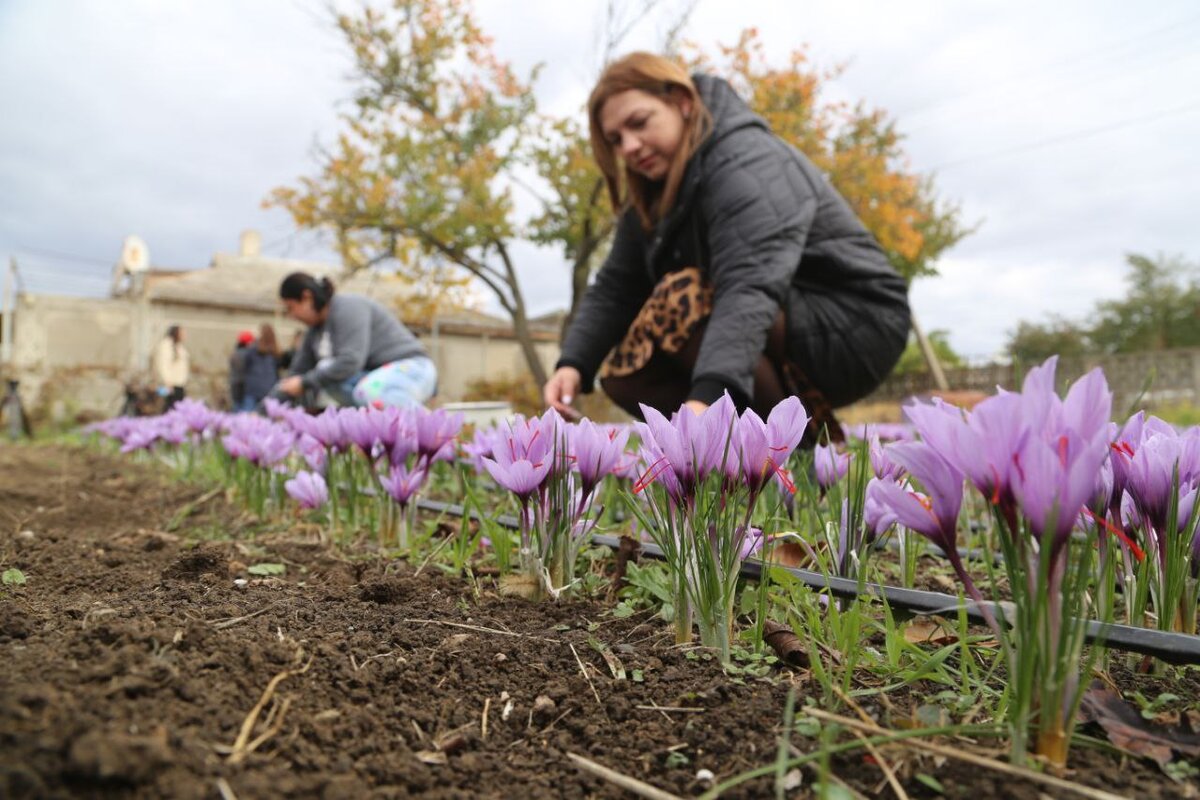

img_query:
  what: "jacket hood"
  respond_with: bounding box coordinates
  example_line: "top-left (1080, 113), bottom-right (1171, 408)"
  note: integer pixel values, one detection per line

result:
top-left (692, 73), bottom-right (769, 149)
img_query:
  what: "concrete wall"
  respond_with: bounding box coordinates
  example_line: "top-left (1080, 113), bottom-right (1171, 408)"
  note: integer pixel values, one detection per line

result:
top-left (5, 292), bottom-right (559, 421)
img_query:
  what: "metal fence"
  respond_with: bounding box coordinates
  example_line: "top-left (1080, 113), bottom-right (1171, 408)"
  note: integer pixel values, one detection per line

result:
top-left (869, 349), bottom-right (1200, 413)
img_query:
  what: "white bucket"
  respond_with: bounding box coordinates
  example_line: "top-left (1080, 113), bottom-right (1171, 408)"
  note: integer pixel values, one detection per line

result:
top-left (439, 400), bottom-right (514, 428)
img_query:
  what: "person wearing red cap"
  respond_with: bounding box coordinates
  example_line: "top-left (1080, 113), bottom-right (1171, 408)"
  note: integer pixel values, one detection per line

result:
top-left (229, 331), bottom-right (255, 411)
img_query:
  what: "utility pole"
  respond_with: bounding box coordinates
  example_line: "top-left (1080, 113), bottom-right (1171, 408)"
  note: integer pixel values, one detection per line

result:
top-left (1, 257), bottom-right (31, 439)
top-left (910, 313), bottom-right (950, 392)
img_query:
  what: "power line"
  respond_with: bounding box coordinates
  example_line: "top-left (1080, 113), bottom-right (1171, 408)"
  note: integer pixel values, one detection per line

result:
top-left (929, 99), bottom-right (1200, 171)
top-left (10, 243), bottom-right (113, 268)
top-left (894, 11), bottom-right (1200, 121)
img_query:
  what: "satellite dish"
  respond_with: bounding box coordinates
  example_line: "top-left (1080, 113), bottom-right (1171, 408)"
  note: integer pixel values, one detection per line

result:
top-left (120, 235), bottom-right (150, 273)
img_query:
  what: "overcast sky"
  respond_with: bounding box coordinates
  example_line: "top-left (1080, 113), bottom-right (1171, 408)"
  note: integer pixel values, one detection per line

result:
top-left (2, 0), bottom-right (1198, 359)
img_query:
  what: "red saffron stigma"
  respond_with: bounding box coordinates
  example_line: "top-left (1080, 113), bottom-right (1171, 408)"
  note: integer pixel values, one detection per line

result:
top-left (634, 456), bottom-right (670, 494)
top-left (989, 464), bottom-right (1002, 505)
top-left (1084, 508), bottom-right (1146, 562)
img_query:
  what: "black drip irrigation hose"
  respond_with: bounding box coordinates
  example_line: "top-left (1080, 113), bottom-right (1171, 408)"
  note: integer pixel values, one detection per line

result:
top-left (414, 498), bottom-right (1200, 666)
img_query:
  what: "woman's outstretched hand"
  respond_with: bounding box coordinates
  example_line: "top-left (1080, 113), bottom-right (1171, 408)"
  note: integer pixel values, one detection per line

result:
top-left (544, 366), bottom-right (582, 420)
top-left (277, 376), bottom-right (304, 397)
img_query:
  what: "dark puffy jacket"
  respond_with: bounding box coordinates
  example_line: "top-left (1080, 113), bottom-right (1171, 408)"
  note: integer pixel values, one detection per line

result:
top-left (557, 74), bottom-right (910, 408)
top-left (242, 349), bottom-right (281, 405)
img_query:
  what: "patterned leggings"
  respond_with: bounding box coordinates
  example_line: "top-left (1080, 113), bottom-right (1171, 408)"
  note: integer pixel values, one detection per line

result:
top-left (599, 267), bottom-right (842, 446)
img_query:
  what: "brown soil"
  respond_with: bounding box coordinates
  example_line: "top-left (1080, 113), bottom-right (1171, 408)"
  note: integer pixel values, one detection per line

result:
top-left (0, 443), bottom-right (1190, 798)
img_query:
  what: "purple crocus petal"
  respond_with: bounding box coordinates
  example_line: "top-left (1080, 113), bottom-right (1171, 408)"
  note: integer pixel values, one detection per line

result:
top-left (1010, 430), bottom-right (1107, 546)
top-left (692, 393), bottom-right (738, 478)
top-left (733, 409), bottom-right (770, 490)
top-left (1062, 368), bottom-right (1112, 442)
top-left (1089, 456), bottom-right (1114, 516)
top-left (1019, 356), bottom-right (1060, 431)
top-left (1124, 431), bottom-right (1181, 534)
top-left (539, 407), bottom-right (572, 472)
top-left (639, 404), bottom-right (693, 493)
top-left (170, 398), bottom-right (219, 434)
top-left (736, 526), bottom-right (766, 561)
top-left (864, 478), bottom-right (901, 536)
top-left (285, 471), bottom-right (328, 509)
top-left (379, 464), bottom-right (428, 507)
top-left (121, 427), bottom-right (160, 453)
top-left (221, 433), bottom-right (253, 461)
top-left (294, 407), bottom-right (345, 451)
top-left (416, 408), bottom-right (465, 460)
top-left (813, 444), bottom-right (851, 490)
top-left (1120, 490), bottom-right (1142, 531)
top-left (869, 435), bottom-right (906, 481)
top-left (259, 427), bottom-right (297, 467)
top-left (297, 434), bottom-right (327, 473)
top-left (867, 478), bottom-right (946, 549)
top-left (483, 456), bottom-right (551, 501)
top-left (885, 440), bottom-right (965, 552)
top-left (572, 418), bottom-right (629, 495)
top-left (766, 396), bottom-right (809, 463)
top-left (1178, 426), bottom-right (1200, 489)
top-left (1177, 485), bottom-right (1198, 535)
top-left (340, 407), bottom-right (378, 454)
top-left (633, 438), bottom-right (684, 505)
top-left (952, 393), bottom-right (1030, 508)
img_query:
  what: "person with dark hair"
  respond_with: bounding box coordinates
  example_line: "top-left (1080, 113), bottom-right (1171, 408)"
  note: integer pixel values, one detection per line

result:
top-left (278, 330), bottom-right (304, 374)
top-left (545, 52), bottom-right (911, 443)
top-left (240, 324), bottom-right (281, 411)
top-left (153, 324), bottom-right (189, 412)
top-left (278, 272), bottom-right (436, 409)
top-left (229, 330), bottom-right (254, 410)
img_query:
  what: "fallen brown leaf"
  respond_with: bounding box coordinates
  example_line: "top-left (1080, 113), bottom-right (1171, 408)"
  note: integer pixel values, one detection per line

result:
top-left (762, 619), bottom-right (809, 667)
top-left (1079, 680), bottom-right (1200, 765)
top-left (903, 619), bottom-right (958, 646)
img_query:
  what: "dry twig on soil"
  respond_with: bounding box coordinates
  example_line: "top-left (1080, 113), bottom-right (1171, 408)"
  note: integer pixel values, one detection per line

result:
top-left (226, 656), bottom-right (313, 765)
top-left (803, 707), bottom-right (1129, 800)
top-left (567, 752), bottom-right (684, 800)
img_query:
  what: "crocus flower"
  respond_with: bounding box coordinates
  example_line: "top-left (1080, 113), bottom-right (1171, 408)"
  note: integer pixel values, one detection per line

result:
top-left (285, 471), bottom-right (328, 509)
top-left (167, 398), bottom-right (219, 433)
top-left (415, 408), bottom-right (464, 462)
top-left (379, 464), bottom-right (428, 508)
top-left (638, 404), bottom-right (697, 500)
top-left (571, 418), bottom-right (630, 497)
top-left (869, 435), bottom-right (905, 481)
top-left (297, 434), bottom-right (327, 473)
top-left (731, 397), bottom-right (809, 496)
top-left (340, 407), bottom-right (386, 456)
top-left (1009, 429), bottom-right (1110, 556)
top-left (1123, 432), bottom-right (1182, 537)
top-left (295, 408), bottom-right (345, 451)
top-left (868, 442), bottom-right (965, 567)
top-left (864, 478), bottom-right (901, 538)
top-left (813, 444), bottom-right (851, 490)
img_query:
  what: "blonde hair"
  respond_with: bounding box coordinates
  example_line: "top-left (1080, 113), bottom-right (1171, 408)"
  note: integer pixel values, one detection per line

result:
top-left (588, 52), bottom-right (712, 230)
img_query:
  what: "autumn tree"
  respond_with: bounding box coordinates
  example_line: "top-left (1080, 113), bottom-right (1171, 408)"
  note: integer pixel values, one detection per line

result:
top-left (268, 0), bottom-right (550, 384)
top-left (525, 117), bottom-right (612, 339)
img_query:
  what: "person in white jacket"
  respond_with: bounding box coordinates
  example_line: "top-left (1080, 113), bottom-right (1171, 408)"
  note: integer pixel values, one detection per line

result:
top-left (152, 324), bottom-right (190, 412)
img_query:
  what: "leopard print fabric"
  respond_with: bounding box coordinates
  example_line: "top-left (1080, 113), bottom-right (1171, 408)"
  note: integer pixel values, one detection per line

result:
top-left (602, 267), bottom-right (713, 378)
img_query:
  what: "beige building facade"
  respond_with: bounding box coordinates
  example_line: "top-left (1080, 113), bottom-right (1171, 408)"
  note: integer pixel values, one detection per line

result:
top-left (4, 234), bottom-right (560, 421)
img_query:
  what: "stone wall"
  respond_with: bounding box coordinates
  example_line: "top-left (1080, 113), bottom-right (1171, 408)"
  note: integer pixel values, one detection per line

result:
top-left (4, 292), bottom-right (559, 423)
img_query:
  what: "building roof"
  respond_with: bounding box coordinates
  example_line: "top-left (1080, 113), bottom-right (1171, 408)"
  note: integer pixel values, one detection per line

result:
top-left (126, 252), bottom-right (415, 313)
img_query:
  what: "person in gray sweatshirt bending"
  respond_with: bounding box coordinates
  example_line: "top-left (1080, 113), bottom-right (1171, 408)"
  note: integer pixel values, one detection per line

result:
top-left (278, 272), bottom-right (436, 409)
